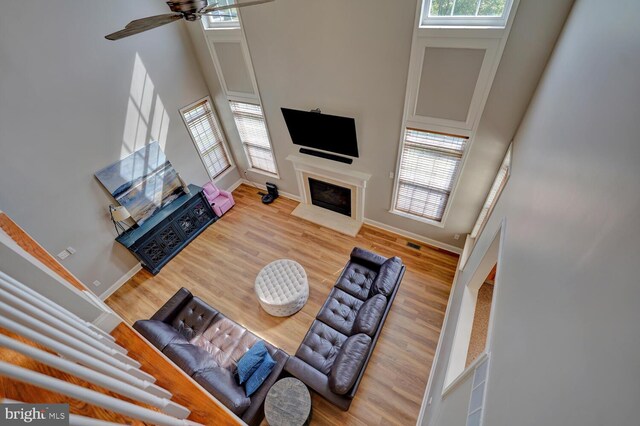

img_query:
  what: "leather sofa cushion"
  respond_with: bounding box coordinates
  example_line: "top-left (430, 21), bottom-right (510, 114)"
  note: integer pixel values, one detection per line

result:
top-left (316, 288), bottom-right (364, 336)
top-left (133, 320), bottom-right (189, 351)
top-left (162, 343), bottom-right (219, 376)
top-left (171, 296), bottom-right (219, 341)
top-left (284, 356), bottom-right (352, 411)
top-left (371, 257), bottom-right (402, 298)
top-left (349, 247), bottom-right (387, 270)
top-left (335, 262), bottom-right (378, 301)
top-left (192, 315), bottom-right (260, 370)
top-left (193, 366), bottom-right (251, 416)
top-left (296, 321), bottom-right (347, 375)
top-left (150, 288), bottom-right (192, 323)
top-left (352, 295), bottom-right (386, 336)
top-left (328, 333), bottom-right (372, 395)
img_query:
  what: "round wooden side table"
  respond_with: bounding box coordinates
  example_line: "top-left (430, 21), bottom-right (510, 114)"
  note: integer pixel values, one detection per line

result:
top-left (264, 377), bottom-right (311, 426)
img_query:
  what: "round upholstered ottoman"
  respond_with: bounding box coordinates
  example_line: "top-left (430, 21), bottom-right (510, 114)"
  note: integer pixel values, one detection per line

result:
top-left (255, 259), bottom-right (309, 317)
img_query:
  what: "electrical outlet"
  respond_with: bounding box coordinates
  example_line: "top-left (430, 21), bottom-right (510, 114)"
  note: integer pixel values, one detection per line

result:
top-left (454, 234), bottom-right (460, 240)
top-left (389, 172), bottom-right (395, 179)
top-left (93, 280), bottom-right (102, 287)
top-left (57, 250), bottom-right (70, 260)
top-left (66, 246), bottom-right (76, 254)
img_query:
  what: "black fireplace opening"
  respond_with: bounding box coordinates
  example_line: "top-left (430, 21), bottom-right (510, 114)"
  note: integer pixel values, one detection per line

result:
top-left (308, 178), bottom-right (352, 217)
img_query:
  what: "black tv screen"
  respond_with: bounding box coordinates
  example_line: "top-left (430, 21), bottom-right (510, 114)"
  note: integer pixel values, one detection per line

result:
top-left (281, 108), bottom-right (359, 157)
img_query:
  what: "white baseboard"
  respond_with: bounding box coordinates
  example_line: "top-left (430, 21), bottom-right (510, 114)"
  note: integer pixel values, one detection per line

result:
top-left (92, 310), bottom-right (123, 333)
top-left (229, 178), bottom-right (302, 202)
top-left (227, 178), bottom-right (245, 193)
top-left (231, 178), bottom-right (462, 255)
top-left (363, 218), bottom-right (463, 255)
top-left (99, 263), bottom-right (142, 301)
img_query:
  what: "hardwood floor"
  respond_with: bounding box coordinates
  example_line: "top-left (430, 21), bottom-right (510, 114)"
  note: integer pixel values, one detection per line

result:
top-left (106, 184), bottom-right (459, 426)
top-left (0, 211), bottom-right (239, 425)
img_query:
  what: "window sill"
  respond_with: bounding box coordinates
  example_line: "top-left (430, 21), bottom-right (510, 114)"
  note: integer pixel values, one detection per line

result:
top-left (442, 352), bottom-right (489, 398)
top-left (389, 209), bottom-right (446, 228)
top-left (420, 23), bottom-right (506, 29)
top-left (246, 168), bottom-right (280, 180)
top-left (211, 165), bottom-right (237, 184)
top-left (201, 20), bottom-right (240, 31)
top-left (203, 25), bottom-right (241, 31)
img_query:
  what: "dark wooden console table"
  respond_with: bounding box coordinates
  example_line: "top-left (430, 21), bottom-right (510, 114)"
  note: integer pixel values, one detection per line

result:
top-left (116, 184), bottom-right (216, 274)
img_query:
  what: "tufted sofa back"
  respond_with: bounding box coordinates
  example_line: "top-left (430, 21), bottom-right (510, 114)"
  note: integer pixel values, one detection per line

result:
top-left (192, 316), bottom-right (261, 370)
top-left (285, 247), bottom-right (406, 410)
top-left (171, 296), bottom-right (219, 341)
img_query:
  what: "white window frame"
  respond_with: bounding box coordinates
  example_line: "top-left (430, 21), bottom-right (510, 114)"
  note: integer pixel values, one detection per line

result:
top-left (407, 37), bottom-right (500, 132)
top-left (470, 143), bottom-right (512, 239)
top-left (420, 0), bottom-right (514, 28)
top-left (179, 96), bottom-right (235, 182)
top-left (202, 0), bottom-right (240, 30)
top-left (229, 100), bottom-right (279, 178)
top-left (390, 126), bottom-right (471, 227)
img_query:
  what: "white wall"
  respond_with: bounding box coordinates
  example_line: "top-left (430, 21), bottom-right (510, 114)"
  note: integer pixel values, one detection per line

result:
top-left (185, 24), bottom-right (250, 185)
top-left (423, 0), bottom-right (640, 424)
top-left (0, 231), bottom-right (105, 324)
top-left (0, 1), bottom-right (219, 292)
top-left (189, 0), bottom-right (572, 249)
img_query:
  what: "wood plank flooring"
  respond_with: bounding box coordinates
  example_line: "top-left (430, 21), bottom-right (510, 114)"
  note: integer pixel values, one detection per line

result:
top-left (106, 184), bottom-right (459, 426)
top-left (0, 211), bottom-right (239, 425)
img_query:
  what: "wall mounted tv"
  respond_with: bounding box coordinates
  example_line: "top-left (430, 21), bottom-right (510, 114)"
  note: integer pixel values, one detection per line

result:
top-left (281, 108), bottom-right (359, 157)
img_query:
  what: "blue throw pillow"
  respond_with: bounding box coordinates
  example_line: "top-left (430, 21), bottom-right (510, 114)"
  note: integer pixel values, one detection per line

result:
top-left (244, 352), bottom-right (276, 397)
top-left (236, 341), bottom-right (268, 385)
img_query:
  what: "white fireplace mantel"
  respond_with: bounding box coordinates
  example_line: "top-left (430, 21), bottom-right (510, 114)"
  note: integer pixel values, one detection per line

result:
top-left (286, 154), bottom-right (371, 236)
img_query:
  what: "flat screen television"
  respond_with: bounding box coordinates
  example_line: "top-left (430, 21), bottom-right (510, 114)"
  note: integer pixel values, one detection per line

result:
top-left (281, 108), bottom-right (359, 157)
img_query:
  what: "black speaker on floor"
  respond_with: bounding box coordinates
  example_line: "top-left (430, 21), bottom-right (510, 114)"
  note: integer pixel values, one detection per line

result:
top-left (262, 182), bottom-right (279, 204)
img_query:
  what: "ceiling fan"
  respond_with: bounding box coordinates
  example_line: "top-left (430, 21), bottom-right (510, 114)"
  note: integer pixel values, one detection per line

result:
top-left (105, 0), bottom-right (274, 41)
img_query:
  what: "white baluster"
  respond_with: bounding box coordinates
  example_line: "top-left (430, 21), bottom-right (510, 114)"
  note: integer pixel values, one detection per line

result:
top-left (0, 272), bottom-right (123, 353)
top-left (0, 361), bottom-right (202, 426)
top-left (2, 399), bottom-right (126, 426)
top-left (0, 334), bottom-right (190, 418)
top-left (0, 288), bottom-right (138, 367)
top-left (0, 300), bottom-right (153, 383)
top-left (0, 315), bottom-right (170, 399)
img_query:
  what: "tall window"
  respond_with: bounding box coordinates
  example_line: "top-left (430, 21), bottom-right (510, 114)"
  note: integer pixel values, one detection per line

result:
top-left (229, 101), bottom-right (278, 175)
top-left (204, 0), bottom-right (240, 29)
top-left (393, 129), bottom-right (468, 223)
top-left (180, 97), bottom-right (232, 180)
top-left (422, 0), bottom-right (513, 27)
top-left (470, 143), bottom-right (511, 238)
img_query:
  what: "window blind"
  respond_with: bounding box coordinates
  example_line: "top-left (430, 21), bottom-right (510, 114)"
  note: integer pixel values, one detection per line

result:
top-left (182, 99), bottom-right (231, 180)
top-left (470, 143), bottom-right (512, 238)
top-left (394, 129), bottom-right (468, 222)
top-left (229, 101), bottom-right (278, 175)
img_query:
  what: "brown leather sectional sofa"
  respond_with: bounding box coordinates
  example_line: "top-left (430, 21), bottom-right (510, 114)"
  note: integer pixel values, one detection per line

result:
top-left (134, 247), bottom-right (403, 420)
top-left (285, 247), bottom-right (405, 410)
top-left (133, 288), bottom-right (288, 426)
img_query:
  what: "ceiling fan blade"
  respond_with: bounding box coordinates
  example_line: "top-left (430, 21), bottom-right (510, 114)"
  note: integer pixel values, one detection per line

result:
top-left (199, 0), bottom-right (274, 15)
top-left (105, 14), bottom-right (182, 41)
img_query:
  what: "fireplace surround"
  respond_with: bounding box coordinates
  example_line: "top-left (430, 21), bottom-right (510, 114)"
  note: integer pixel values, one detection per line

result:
top-left (286, 155), bottom-right (371, 236)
